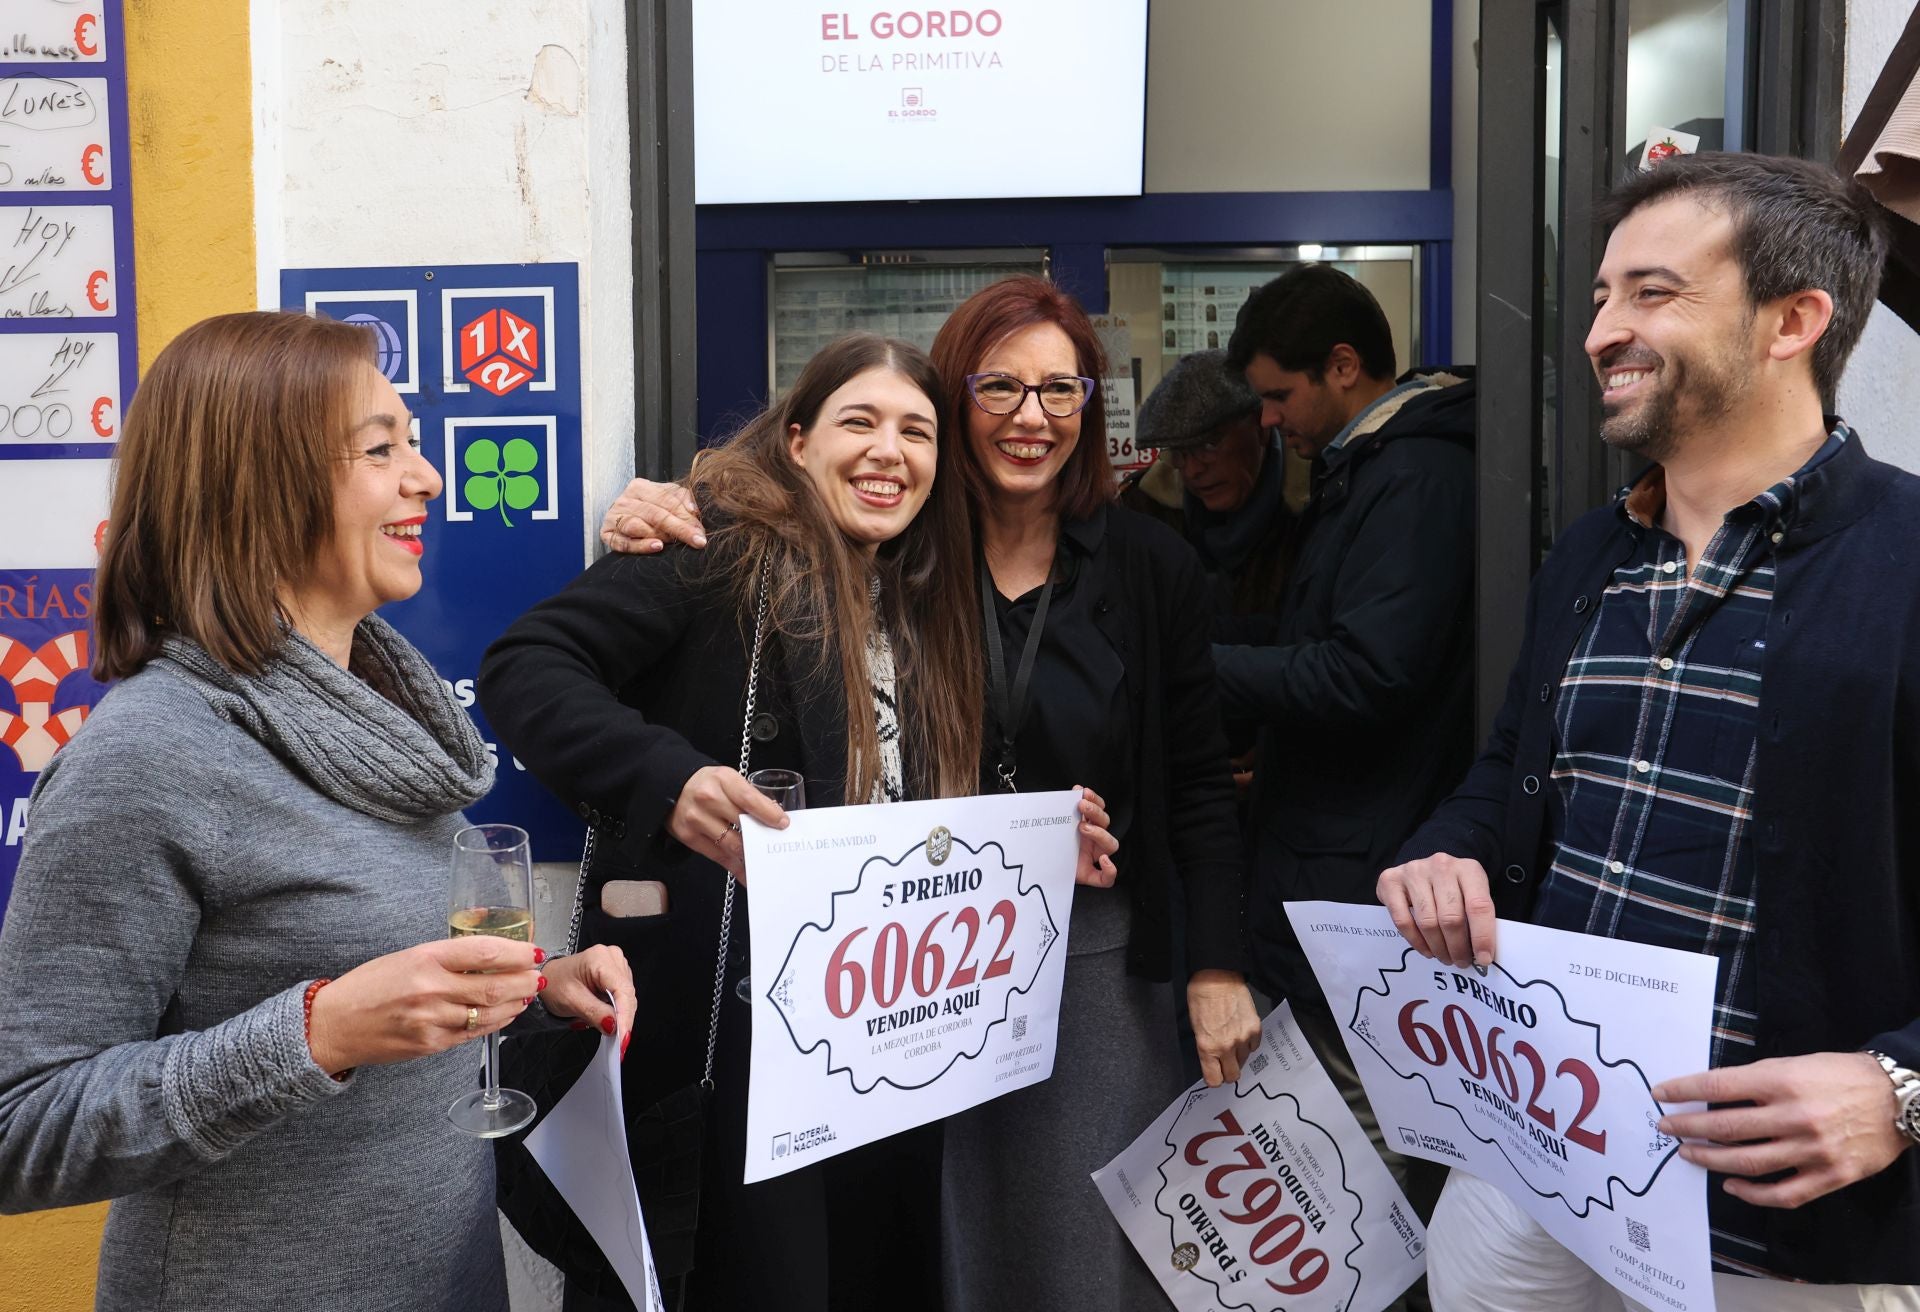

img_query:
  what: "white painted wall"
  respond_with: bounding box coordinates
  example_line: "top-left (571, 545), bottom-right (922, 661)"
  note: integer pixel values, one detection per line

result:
top-left (1840, 0), bottom-right (1920, 473)
top-left (1145, 0), bottom-right (1431, 193)
top-left (253, 1), bottom-right (636, 561)
top-left (1623, 0), bottom-right (1728, 154)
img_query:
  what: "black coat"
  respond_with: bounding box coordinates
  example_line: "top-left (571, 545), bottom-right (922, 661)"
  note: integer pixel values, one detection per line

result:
top-left (1398, 431), bottom-right (1920, 1284)
top-left (1019, 504), bottom-right (1252, 981)
top-left (1116, 462), bottom-right (1295, 624)
top-left (1214, 374), bottom-right (1477, 998)
top-left (477, 544), bottom-right (939, 1310)
top-left (479, 544), bottom-right (850, 1109)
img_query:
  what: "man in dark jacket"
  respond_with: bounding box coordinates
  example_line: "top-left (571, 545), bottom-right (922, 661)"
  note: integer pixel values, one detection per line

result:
top-left (1214, 266), bottom-right (1475, 1226)
top-left (1380, 154), bottom-right (1920, 1304)
top-left (1215, 268), bottom-right (1475, 999)
top-left (1118, 349), bottom-right (1293, 627)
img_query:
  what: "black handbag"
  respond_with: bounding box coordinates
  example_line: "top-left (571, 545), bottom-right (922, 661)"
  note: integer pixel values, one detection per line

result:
top-left (494, 558), bottom-right (774, 1293)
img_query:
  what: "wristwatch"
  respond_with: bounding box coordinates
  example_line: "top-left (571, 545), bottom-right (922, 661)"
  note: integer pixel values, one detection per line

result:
top-left (1867, 1051), bottom-right (1920, 1146)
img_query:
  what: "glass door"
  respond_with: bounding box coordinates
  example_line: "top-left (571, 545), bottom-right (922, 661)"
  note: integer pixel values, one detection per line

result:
top-left (768, 250), bottom-right (1047, 393)
top-left (1107, 245), bottom-right (1421, 491)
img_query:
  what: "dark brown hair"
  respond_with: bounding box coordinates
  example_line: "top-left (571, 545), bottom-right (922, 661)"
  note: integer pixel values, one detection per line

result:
top-left (1597, 152), bottom-right (1888, 401)
top-left (930, 275), bottom-right (1116, 522)
top-left (93, 311), bottom-right (377, 679)
top-left (690, 334), bottom-right (982, 800)
top-left (1226, 264), bottom-right (1398, 381)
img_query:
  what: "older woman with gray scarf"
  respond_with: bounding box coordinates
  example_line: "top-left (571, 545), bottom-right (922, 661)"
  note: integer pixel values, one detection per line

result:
top-left (0, 311), bottom-right (634, 1312)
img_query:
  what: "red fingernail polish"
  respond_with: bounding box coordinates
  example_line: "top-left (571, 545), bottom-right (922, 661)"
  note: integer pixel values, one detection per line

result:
top-left (621, 1032), bottom-right (631, 1061)
top-left (570, 1019), bottom-right (591, 1031)
top-left (533, 947), bottom-right (547, 965)
top-left (536, 975), bottom-right (548, 992)
top-left (600, 1016), bottom-right (616, 1035)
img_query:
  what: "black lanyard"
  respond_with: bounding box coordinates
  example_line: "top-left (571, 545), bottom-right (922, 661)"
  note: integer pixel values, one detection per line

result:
top-left (980, 553), bottom-right (1054, 793)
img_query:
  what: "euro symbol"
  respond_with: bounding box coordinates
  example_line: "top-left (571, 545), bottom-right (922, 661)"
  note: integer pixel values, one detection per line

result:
top-left (85, 271), bottom-right (109, 311)
top-left (74, 13), bottom-right (100, 56)
top-left (90, 396), bottom-right (114, 437)
top-left (81, 144), bottom-right (105, 186)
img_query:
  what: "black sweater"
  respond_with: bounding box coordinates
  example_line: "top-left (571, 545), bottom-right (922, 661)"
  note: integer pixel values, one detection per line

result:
top-left (1004, 503), bottom-right (1251, 981)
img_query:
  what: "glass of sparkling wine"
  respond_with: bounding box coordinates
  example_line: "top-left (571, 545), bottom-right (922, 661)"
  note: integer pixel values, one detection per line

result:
top-left (446, 823), bottom-right (539, 1137)
top-left (735, 770), bottom-right (808, 1003)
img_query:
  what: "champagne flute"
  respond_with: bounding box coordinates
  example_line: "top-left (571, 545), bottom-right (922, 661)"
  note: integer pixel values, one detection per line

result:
top-left (736, 769), bottom-right (807, 1003)
top-left (446, 823), bottom-right (539, 1137)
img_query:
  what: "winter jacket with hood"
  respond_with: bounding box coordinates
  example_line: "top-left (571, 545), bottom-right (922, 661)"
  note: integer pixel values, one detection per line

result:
top-left (1213, 369), bottom-right (1476, 1000)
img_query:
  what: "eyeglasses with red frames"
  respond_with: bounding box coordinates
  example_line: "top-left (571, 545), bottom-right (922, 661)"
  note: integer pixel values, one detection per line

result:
top-left (964, 372), bottom-right (1096, 418)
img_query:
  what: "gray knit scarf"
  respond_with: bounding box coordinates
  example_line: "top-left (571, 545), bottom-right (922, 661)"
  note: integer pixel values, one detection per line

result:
top-left (154, 615), bottom-right (494, 822)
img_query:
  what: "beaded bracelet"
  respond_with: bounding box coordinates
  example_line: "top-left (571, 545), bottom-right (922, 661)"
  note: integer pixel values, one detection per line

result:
top-left (303, 978), bottom-right (348, 1082)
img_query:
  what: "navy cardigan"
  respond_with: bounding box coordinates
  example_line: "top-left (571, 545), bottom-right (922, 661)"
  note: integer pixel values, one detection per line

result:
top-left (1399, 432), bottom-right (1920, 1283)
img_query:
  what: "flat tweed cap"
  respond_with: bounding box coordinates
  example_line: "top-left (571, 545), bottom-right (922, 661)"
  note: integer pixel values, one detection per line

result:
top-left (1138, 349), bottom-right (1259, 450)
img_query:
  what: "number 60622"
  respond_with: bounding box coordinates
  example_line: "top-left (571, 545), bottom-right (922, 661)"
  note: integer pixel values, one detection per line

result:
top-left (1182, 1109), bottom-right (1330, 1296)
top-left (824, 903), bottom-right (1017, 1018)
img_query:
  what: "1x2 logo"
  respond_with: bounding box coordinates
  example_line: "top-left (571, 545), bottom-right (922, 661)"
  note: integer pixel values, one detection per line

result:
top-left (459, 307), bottom-right (540, 397)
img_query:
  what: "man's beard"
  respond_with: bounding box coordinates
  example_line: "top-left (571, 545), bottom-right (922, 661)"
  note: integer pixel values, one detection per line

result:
top-left (1597, 339), bottom-right (1748, 465)
top-left (1599, 370), bottom-right (1684, 464)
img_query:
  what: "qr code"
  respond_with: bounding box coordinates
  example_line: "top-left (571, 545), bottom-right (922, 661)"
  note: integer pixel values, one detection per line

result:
top-left (1246, 1051), bottom-right (1270, 1075)
top-left (1626, 1217), bottom-right (1651, 1252)
top-left (1012, 1015), bottom-right (1027, 1041)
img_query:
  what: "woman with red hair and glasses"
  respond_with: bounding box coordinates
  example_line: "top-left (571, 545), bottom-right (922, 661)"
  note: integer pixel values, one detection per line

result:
top-left (601, 277), bottom-right (1259, 1309)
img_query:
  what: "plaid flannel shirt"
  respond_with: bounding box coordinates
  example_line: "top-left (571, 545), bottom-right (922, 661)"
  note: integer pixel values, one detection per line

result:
top-left (1533, 426), bottom-right (1848, 1277)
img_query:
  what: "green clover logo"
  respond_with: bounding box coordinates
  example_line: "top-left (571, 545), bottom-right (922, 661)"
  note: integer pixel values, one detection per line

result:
top-left (462, 437), bottom-right (542, 526)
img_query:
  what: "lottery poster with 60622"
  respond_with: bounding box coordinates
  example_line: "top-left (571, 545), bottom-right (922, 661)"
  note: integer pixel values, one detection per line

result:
top-left (1288, 902), bottom-right (1720, 1312)
top-left (1094, 1001), bottom-right (1428, 1312)
top-left (739, 789), bottom-right (1081, 1182)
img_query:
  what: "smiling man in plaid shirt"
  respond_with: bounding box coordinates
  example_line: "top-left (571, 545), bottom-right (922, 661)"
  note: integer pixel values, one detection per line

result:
top-left (1378, 153), bottom-right (1920, 1310)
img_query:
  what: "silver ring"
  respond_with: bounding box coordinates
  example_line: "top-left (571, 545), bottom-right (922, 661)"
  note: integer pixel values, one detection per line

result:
top-left (727, 821), bottom-right (741, 833)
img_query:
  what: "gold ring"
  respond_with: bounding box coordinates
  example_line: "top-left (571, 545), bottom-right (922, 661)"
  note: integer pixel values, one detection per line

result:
top-left (465, 1006), bottom-right (479, 1032)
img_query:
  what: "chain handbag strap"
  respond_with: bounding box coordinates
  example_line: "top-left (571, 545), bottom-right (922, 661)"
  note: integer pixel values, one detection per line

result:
top-left (700, 554), bottom-right (775, 1090)
top-left (561, 827), bottom-right (596, 959)
top-left (562, 555), bottom-right (773, 1095)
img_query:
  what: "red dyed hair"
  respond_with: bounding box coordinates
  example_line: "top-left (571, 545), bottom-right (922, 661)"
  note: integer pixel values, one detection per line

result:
top-left (929, 275), bottom-right (1115, 523)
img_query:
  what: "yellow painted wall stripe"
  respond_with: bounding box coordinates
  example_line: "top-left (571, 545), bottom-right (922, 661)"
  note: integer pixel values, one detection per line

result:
top-left (0, 1203), bottom-right (110, 1311)
top-left (125, 0), bottom-right (256, 370)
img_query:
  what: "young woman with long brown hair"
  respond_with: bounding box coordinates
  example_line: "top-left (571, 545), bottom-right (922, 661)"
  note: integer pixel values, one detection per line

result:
top-left (478, 332), bottom-right (1116, 1312)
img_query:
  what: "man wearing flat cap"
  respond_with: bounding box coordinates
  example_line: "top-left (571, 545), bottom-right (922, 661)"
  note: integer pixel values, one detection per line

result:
top-left (1120, 349), bottom-right (1294, 625)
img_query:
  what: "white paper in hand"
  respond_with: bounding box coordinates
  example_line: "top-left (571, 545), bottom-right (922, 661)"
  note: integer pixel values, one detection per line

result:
top-left (1093, 1002), bottom-right (1427, 1312)
top-left (1286, 902), bottom-right (1717, 1312)
top-left (522, 1031), bottom-right (666, 1312)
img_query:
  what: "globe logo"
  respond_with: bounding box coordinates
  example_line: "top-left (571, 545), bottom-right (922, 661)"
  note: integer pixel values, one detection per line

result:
top-left (343, 313), bottom-right (405, 381)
